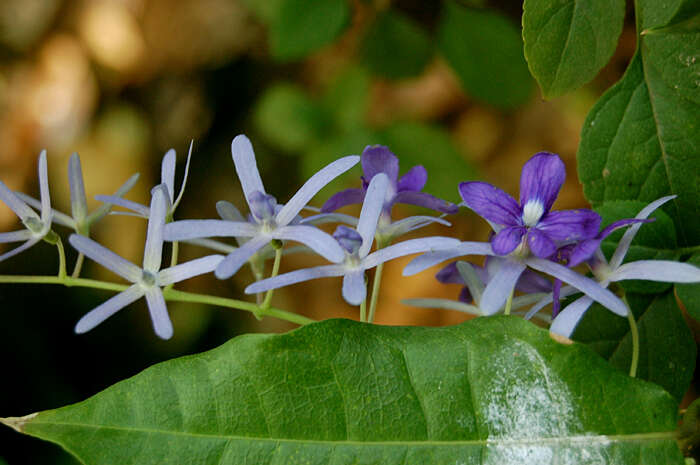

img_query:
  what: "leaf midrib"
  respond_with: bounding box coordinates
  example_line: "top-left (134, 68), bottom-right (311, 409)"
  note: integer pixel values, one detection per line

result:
top-left (27, 419), bottom-right (677, 447)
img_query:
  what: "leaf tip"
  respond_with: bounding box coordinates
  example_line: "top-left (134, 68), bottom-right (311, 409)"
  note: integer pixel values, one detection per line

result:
top-left (0, 413), bottom-right (38, 433)
top-left (549, 331), bottom-right (574, 345)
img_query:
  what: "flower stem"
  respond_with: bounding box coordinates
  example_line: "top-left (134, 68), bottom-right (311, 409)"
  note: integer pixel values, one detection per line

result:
top-left (367, 262), bottom-right (384, 324)
top-left (360, 299), bottom-right (367, 323)
top-left (504, 288), bottom-right (514, 316)
top-left (71, 252), bottom-right (85, 279)
top-left (55, 239), bottom-right (67, 280)
top-left (624, 296), bottom-right (639, 378)
top-left (261, 247), bottom-right (282, 311)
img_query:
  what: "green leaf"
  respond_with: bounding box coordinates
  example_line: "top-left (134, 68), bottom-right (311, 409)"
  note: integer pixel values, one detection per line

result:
top-left (2, 317), bottom-right (684, 464)
top-left (523, 0), bottom-right (625, 98)
top-left (577, 18), bottom-right (700, 246)
top-left (360, 10), bottom-right (433, 79)
top-left (437, 2), bottom-right (533, 108)
top-left (573, 291), bottom-right (696, 401)
top-left (321, 67), bottom-right (371, 133)
top-left (677, 253), bottom-right (700, 321)
top-left (253, 84), bottom-right (328, 152)
top-left (595, 200), bottom-right (679, 294)
top-left (240, 0), bottom-right (284, 24)
top-left (378, 121), bottom-right (477, 203)
top-left (270, 0), bottom-right (351, 61)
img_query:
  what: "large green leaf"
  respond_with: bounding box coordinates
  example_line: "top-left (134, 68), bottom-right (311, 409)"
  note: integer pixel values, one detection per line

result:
top-left (437, 2), bottom-right (533, 109)
top-left (577, 5), bottom-right (700, 246)
top-left (573, 291), bottom-right (696, 401)
top-left (270, 0), bottom-right (351, 61)
top-left (677, 253), bottom-right (700, 321)
top-left (522, 0), bottom-right (625, 98)
top-left (2, 317), bottom-right (684, 464)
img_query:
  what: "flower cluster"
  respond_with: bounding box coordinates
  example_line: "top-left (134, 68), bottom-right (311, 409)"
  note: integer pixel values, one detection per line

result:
top-left (1, 138), bottom-right (699, 344)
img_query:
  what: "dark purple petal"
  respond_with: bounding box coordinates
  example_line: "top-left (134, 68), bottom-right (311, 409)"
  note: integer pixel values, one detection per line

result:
top-left (458, 286), bottom-right (473, 303)
top-left (436, 262), bottom-right (462, 284)
top-left (248, 191), bottom-right (277, 221)
top-left (599, 218), bottom-right (652, 240)
top-left (537, 209), bottom-right (602, 241)
top-left (459, 181), bottom-right (521, 226)
top-left (333, 225), bottom-right (363, 255)
top-left (491, 226), bottom-right (525, 255)
top-left (397, 165), bottom-right (427, 192)
top-left (568, 239), bottom-right (601, 267)
top-left (393, 191), bottom-right (458, 214)
top-left (551, 279), bottom-right (563, 317)
top-left (516, 269), bottom-right (552, 293)
top-left (527, 229), bottom-right (557, 258)
top-left (518, 152), bottom-right (565, 212)
top-left (361, 145), bottom-right (399, 185)
top-left (321, 188), bottom-right (365, 213)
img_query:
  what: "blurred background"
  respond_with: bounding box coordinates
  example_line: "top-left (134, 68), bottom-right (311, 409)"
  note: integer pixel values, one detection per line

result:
top-left (0, 0), bottom-right (638, 462)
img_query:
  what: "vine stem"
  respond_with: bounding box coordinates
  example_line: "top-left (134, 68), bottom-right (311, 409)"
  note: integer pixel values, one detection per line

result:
top-left (367, 262), bottom-right (384, 323)
top-left (0, 275), bottom-right (315, 326)
top-left (71, 253), bottom-right (85, 279)
top-left (360, 299), bottom-right (367, 323)
top-left (624, 296), bottom-right (639, 378)
top-left (504, 288), bottom-right (514, 316)
top-left (55, 239), bottom-right (67, 280)
top-left (261, 247), bottom-right (283, 311)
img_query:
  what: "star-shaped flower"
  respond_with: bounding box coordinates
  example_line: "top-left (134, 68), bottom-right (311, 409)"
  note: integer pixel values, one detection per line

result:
top-left (0, 151), bottom-right (54, 263)
top-left (459, 152), bottom-right (601, 258)
top-left (164, 135), bottom-right (359, 279)
top-left (246, 173), bottom-right (460, 305)
top-left (69, 186), bottom-right (223, 339)
top-left (549, 196), bottom-right (700, 337)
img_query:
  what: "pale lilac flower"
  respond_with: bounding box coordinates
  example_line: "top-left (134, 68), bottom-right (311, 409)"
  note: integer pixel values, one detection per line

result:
top-left (164, 135), bottom-right (359, 279)
top-left (549, 196), bottom-right (700, 338)
top-left (246, 173), bottom-right (460, 305)
top-left (17, 153), bottom-right (139, 235)
top-left (70, 186), bottom-right (223, 339)
top-left (96, 142), bottom-right (193, 220)
top-left (0, 151), bottom-right (53, 262)
top-left (459, 152), bottom-right (601, 258)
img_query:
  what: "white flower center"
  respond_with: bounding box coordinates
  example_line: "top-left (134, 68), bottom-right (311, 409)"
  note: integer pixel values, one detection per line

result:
top-left (522, 200), bottom-right (544, 227)
top-left (24, 217), bottom-right (44, 234)
top-left (140, 270), bottom-right (158, 287)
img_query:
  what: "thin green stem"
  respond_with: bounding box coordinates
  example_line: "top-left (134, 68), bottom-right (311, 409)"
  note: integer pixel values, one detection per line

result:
top-left (367, 263), bottom-right (384, 324)
top-left (360, 299), bottom-right (367, 323)
top-left (504, 288), bottom-right (514, 316)
top-left (624, 296), bottom-right (639, 378)
top-left (678, 245), bottom-right (700, 255)
top-left (261, 247), bottom-right (283, 310)
top-left (71, 252), bottom-right (85, 279)
top-left (55, 239), bottom-right (67, 280)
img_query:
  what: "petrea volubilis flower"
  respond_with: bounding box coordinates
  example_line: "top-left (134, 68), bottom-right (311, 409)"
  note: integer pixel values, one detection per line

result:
top-left (548, 196), bottom-right (700, 337)
top-left (69, 186), bottom-right (223, 339)
top-left (246, 173), bottom-right (460, 305)
top-left (165, 135), bottom-right (358, 279)
top-left (459, 152), bottom-right (601, 258)
top-left (18, 153), bottom-right (139, 235)
top-left (96, 142), bottom-right (192, 220)
top-left (0, 151), bottom-right (54, 263)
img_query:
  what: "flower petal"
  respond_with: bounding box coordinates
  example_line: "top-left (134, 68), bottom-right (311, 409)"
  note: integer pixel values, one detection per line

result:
top-left (402, 241), bottom-right (494, 276)
top-left (0, 237), bottom-right (40, 263)
top-left (231, 134), bottom-right (266, 202)
top-left (144, 287), bottom-right (174, 340)
top-left (342, 270), bottom-right (366, 306)
top-left (527, 228), bottom-right (557, 258)
top-left (321, 188), bottom-right (365, 213)
top-left (95, 195), bottom-right (150, 217)
top-left (456, 261), bottom-right (486, 304)
top-left (143, 186), bottom-right (168, 271)
top-left (479, 259), bottom-right (526, 315)
top-left (158, 255), bottom-right (224, 285)
top-left (402, 298), bottom-right (481, 316)
top-left (245, 264), bottom-right (346, 294)
top-left (301, 212), bottom-right (358, 227)
top-left (273, 225), bottom-right (345, 263)
top-left (397, 165), bottom-right (427, 192)
top-left (216, 200), bottom-right (246, 222)
top-left (357, 173), bottom-right (389, 256)
top-left (173, 140), bottom-right (194, 211)
top-left (182, 238), bottom-right (236, 254)
top-left (459, 181), bottom-right (521, 226)
top-left (74, 284), bottom-right (145, 334)
top-left (276, 155), bottom-right (360, 226)
top-left (524, 285), bottom-right (577, 320)
top-left (164, 219), bottom-right (257, 242)
top-left (0, 229), bottom-right (33, 243)
top-left (68, 153), bottom-right (88, 223)
top-left (378, 215), bottom-right (451, 241)
top-left (518, 152), bottom-right (565, 212)
top-left (549, 296), bottom-right (595, 338)
top-left (491, 226), bottom-right (525, 255)
top-left (87, 173), bottom-right (141, 224)
top-left (516, 268), bottom-right (553, 293)
top-left (37, 150), bottom-right (52, 227)
top-left (361, 145), bottom-right (399, 185)
top-left (161, 149), bottom-right (176, 205)
top-left (15, 192), bottom-right (74, 228)
top-left (537, 209), bottom-right (601, 241)
top-left (215, 235), bottom-right (269, 279)
top-left (364, 237), bottom-right (461, 269)
top-left (610, 195), bottom-right (676, 269)
top-left (69, 234), bottom-right (141, 282)
top-left (610, 260), bottom-right (700, 283)
top-left (526, 257), bottom-right (627, 316)
top-left (0, 181), bottom-right (37, 221)
top-left (392, 191), bottom-right (458, 214)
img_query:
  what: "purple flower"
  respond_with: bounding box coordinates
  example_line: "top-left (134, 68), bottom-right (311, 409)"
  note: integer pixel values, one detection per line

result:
top-left (69, 186), bottom-right (223, 339)
top-left (164, 135), bottom-right (359, 279)
top-left (322, 145), bottom-right (458, 217)
top-left (459, 152), bottom-right (601, 258)
top-left (246, 173), bottom-right (460, 306)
